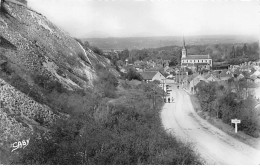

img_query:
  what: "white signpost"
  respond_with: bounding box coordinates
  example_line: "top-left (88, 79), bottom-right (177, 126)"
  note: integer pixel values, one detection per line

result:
top-left (231, 119), bottom-right (241, 133)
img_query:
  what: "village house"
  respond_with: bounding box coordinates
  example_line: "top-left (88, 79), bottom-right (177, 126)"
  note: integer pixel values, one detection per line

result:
top-left (188, 74), bottom-right (209, 93)
top-left (218, 69), bottom-right (233, 81)
top-left (139, 71), bottom-right (166, 83)
top-left (204, 73), bottom-right (219, 82)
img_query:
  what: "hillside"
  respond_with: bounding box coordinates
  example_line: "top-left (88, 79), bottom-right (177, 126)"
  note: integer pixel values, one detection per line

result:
top-left (0, 1), bottom-right (116, 163)
top-left (0, 1), bottom-right (203, 165)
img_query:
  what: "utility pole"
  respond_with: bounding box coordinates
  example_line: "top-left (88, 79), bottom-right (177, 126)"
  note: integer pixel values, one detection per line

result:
top-left (162, 79), bottom-right (165, 102)
top-left (181, 67), bottom-right (183, 88)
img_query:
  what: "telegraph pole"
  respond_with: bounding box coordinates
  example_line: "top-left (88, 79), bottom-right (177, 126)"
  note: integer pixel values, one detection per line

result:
top-left (162, 79), bottom-right (165, 102)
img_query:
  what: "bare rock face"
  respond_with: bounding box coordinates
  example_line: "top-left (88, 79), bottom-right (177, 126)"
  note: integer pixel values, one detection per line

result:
top-left (3, 0), bottom-right (28, 7)
top-left (13, 0), bottom-right (27, 6)
top-left (0, 1), bottom-right (106, 160)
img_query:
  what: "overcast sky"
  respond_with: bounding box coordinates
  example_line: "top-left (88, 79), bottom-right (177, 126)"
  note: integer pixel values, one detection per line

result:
top-left (27, 0), bottom-right (260, 38)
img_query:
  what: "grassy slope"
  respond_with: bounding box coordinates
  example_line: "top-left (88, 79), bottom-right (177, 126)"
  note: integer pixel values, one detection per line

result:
top-left (9, 78), bottom-right (202, 164)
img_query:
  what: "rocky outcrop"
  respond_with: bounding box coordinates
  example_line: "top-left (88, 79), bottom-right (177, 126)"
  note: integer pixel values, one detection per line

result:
top-left (0, 77), bottom-right (58, 160)
top-left (0, 1), bottom-right (95, 90)
top-left (0, 1), bottom-right (108, 159)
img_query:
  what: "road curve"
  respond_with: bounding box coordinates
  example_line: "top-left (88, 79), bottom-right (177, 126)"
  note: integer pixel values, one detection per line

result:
top-left (161, 85), bottom-right (260, 165)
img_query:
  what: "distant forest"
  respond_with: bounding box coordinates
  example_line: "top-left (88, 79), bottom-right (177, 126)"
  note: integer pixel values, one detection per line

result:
top-left (83, 35), bottom-right (259, 65)
top-left (84, 35), bottom-right (258, 50)
top-left (116, 42), bottom-right (259, 65)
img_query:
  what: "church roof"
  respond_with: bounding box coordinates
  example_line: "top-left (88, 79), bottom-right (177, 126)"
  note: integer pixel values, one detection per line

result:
top-left (182, 55), bottom-right (211, 60)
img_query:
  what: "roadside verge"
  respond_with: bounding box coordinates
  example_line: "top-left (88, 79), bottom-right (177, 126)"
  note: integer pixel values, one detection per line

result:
top-left (189, 94), bottom-right (260, 150)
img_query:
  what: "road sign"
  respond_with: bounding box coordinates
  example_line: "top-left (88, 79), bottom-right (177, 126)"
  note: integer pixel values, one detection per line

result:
top-left (231, 119), bottom-right (241, 133)
top-left (231, 119), bottom-right (241, 124)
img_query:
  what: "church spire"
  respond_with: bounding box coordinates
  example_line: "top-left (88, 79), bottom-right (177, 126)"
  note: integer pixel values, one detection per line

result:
top-left (182, 36), bottom-right (187, 58)
top-left (183, 36), bottom-right (186, 48)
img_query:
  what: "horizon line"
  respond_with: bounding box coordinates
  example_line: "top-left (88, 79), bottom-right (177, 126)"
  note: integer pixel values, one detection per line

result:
top-left (81, 34), bottom-right (259, 39)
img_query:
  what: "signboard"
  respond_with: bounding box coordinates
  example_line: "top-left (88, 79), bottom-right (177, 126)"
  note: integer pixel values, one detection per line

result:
top-left (11, 139), bottom-right (30, 152)
top-left (231, 119), bottom-right (241, 124)
top-left (231, 119), bottom-right (241, 133)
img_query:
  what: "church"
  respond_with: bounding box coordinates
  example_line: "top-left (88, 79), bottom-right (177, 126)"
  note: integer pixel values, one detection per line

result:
top-left (181, 38), bottom-right (212, 71)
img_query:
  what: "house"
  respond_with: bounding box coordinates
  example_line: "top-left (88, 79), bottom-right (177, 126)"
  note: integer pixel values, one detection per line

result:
top-left (204, 73), bottom-right (219, 82)
top-left (254, 77), bottom-right (260, 83)
top-left (252, 87), bottom-right (260, 100)
top-left (218, 69), bottom-right (233, 81)
top-left (188, 74), bottom-right (208, 94)
top-left (251, 70), bottom-right (260, 77)
top-left (237, 73), bottom-right (244, 80)
top-left (140, 71), bottom-right (166, 83)
top-left (166, 74), bottom-right (174, 79)
top-left (119, 67), bottom-right (127, 73)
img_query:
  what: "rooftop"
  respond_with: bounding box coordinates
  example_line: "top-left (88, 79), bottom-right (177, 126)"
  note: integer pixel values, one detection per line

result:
top-left (140, 71), bottom-right (159, 80)
top-left (182, 55), bottom-right (212, 60)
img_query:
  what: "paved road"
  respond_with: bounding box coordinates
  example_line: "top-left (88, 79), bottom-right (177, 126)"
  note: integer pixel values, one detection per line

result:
top-left (161, 84), bottom-right (260, 165)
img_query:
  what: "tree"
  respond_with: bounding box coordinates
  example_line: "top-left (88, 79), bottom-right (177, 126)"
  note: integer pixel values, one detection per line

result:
top-left (90, 46), bottom-right (103, 55)
top-left (125, 68), bottom-right (143, 81)
top-left (84, 41), bottom-right (90, 48)
top-left (242, 44), bottom-right (248, 56)
top-left (195, 82), bottom-right (217, 112)
top-left (119, 49), bottom-right (130, 62)
top-left (230, 46), bottom-right (236, 59)
top-left (169, 57), bottom-right (178, 67)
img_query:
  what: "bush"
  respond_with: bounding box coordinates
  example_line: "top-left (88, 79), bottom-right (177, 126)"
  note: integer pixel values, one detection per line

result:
top-left (196, 81), bottom-right (259, 137)
top-left (90, 46), bottom-right (103, 55)
top-left (33, 75), bottom-right (66, 93)
top-left (125, 68), bottom-right (143, 81)
top-left (94, 64), bottom-right (119, 98)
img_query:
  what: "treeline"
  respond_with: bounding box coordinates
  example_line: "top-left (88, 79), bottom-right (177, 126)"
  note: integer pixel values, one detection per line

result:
top-left (9, 63), bottom-right (201, 164)
top-left (113, 42), bottom-right (259, 66)
top-left (81, 39), bottom-right (259, 69)
top-left (195, 80), bottom-right (259, 137)
top-left (116, 47), bottom-right (182, 64)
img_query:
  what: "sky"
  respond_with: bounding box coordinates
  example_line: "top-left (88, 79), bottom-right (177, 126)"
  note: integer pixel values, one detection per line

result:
top-left (27, 0), bottom-right (260, 38)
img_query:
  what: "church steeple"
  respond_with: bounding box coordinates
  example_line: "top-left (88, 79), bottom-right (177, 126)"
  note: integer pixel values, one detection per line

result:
top-left (182, 36), bottom-right (187, 58)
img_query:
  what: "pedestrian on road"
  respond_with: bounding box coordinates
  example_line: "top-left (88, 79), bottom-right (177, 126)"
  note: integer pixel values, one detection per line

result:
top-left (168, 97), bottom-right (170, 103)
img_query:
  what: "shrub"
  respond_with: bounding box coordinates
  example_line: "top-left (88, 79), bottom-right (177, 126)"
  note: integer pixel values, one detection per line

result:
top-left (125, 68), bottom-right (143, 81)
top-left (33, 75), bottom-right (66, 93)
top-left (196, 81), bottom-right (259, 137)
top-left (90, 46), bottom-right (103, 55)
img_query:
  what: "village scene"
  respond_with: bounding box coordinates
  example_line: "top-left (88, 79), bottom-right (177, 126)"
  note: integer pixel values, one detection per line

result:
top-left (107, 39), bottom-right (260, 102)
top-left (1, 0), bottom-right (260, 165)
